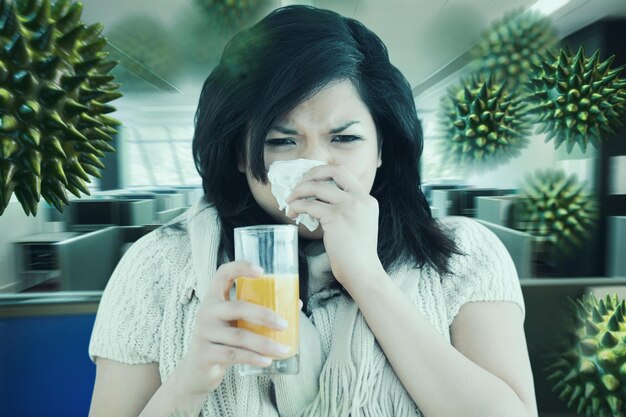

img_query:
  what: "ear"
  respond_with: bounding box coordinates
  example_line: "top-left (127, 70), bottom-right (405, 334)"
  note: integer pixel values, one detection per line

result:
top-left (376, 145), bottom-right (383, 168)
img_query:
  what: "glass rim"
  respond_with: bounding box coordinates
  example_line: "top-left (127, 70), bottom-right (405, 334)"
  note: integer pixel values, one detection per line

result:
top-left (234, 224), bottom-right (298, 232)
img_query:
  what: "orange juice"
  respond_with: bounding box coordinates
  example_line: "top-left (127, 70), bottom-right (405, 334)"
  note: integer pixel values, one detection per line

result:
top-left (236, 274), bottom-right (299, 358)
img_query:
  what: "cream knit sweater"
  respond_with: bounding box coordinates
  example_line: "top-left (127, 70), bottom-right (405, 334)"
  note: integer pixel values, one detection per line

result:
top-left (89, 196), bottom-right (525, 417)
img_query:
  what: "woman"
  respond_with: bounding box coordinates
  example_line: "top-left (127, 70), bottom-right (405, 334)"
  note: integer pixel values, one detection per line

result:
top-left (88, 5), bottom-right (537, 417)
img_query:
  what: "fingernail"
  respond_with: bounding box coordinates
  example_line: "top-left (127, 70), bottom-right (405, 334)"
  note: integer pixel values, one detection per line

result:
top-left (277, 318), bottom-right (289, 329)
top-left (260, 356), bottom-right (272, 365)
top-left (276, 344), bottom-right (290, 354)
top-left (251, 265), bottom-right (264, 275)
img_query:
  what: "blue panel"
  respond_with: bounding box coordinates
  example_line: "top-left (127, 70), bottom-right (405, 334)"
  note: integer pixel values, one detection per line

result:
top-left (0, 314), bottom-right (97, 417)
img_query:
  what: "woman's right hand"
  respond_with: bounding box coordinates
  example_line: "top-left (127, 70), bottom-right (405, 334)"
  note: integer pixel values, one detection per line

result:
top-left (171, 261), bottom-right (291, 399)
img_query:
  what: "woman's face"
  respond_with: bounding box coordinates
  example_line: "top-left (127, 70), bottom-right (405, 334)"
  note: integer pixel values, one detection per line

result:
top-left (239, 79), bottom-right (382, 239)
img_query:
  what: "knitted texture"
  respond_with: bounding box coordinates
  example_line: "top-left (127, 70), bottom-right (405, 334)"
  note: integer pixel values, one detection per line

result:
top-left (89, 197), bottom-right (525, 416)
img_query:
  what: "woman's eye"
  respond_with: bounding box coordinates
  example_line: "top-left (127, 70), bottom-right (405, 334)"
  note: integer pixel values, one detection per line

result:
top-left (331, 135), bottom-right (362, 143)
top-left (265, 138), bottom-right (296, 147)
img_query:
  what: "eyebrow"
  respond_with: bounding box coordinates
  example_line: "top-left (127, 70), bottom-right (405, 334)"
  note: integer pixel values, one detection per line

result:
top-left (269, 120), bottom-right (361, 135)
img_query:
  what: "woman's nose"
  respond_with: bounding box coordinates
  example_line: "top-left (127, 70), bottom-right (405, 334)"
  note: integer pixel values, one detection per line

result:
top-left (300, 142), bottom-right (333, 164)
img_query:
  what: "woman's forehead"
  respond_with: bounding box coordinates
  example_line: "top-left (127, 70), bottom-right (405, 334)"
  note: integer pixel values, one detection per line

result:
top-left (272, 81), bottom-right (372, 131)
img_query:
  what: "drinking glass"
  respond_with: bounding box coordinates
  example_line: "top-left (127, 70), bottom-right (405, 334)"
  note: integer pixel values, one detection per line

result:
top-left (234, 225), bottom-right (300, 375)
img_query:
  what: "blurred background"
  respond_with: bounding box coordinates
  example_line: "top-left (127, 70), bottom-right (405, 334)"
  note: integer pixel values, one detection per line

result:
top-left (1, 0), bottom-right (626, 416)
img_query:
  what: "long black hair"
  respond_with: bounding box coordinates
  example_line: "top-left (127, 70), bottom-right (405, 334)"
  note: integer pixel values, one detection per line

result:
top-left (192, 5), bottom-right (460, 301)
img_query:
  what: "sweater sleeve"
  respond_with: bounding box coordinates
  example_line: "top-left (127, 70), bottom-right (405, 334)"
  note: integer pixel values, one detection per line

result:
top-left (440, 217), bottom-right (526, 326)
top-left (88, 231), bottom-right (167, 364)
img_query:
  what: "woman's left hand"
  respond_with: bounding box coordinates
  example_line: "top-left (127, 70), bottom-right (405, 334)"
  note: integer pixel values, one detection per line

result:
top-left (285, 164), bottom-right (385, 289)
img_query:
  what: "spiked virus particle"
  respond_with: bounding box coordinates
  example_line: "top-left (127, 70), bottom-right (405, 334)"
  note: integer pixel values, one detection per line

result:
top-left (440, 75), bottom-right (531, 168)
top-left (545, 293), bottom-right (626, 417)
top-left (195, 0), bottom-right (266, 27)
top-left (105, 15), bottom-right (181, 91)
top-left (517, 170), bottom-right (597, 254)
top-left (173, 6), bottom-right (229, 73)
top-left (528, 46), bottom-right (626, 153)
top-left (0, 0), bottom-right (122, 216)
top-left (473, 10), bottom-right (558, 91)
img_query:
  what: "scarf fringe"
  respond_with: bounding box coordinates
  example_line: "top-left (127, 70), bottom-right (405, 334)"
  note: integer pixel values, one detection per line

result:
top-left (301, 297), bottom-right (421, 417)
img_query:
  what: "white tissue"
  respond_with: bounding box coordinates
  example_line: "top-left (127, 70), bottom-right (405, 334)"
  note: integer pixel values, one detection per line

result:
top-left (268, 159), bottom-right (326, 232)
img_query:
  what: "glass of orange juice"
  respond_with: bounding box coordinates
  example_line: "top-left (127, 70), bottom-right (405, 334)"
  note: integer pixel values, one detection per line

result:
top-left (234, 225), bottom-right (300, 376)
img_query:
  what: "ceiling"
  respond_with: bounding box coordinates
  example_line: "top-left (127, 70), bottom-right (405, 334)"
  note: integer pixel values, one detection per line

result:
top-left (79, 0), bottom-right (626, 98)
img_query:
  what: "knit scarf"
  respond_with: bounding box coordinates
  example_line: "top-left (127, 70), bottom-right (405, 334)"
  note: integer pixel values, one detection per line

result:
top-left (187, 196), bottom-right (425, 417)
